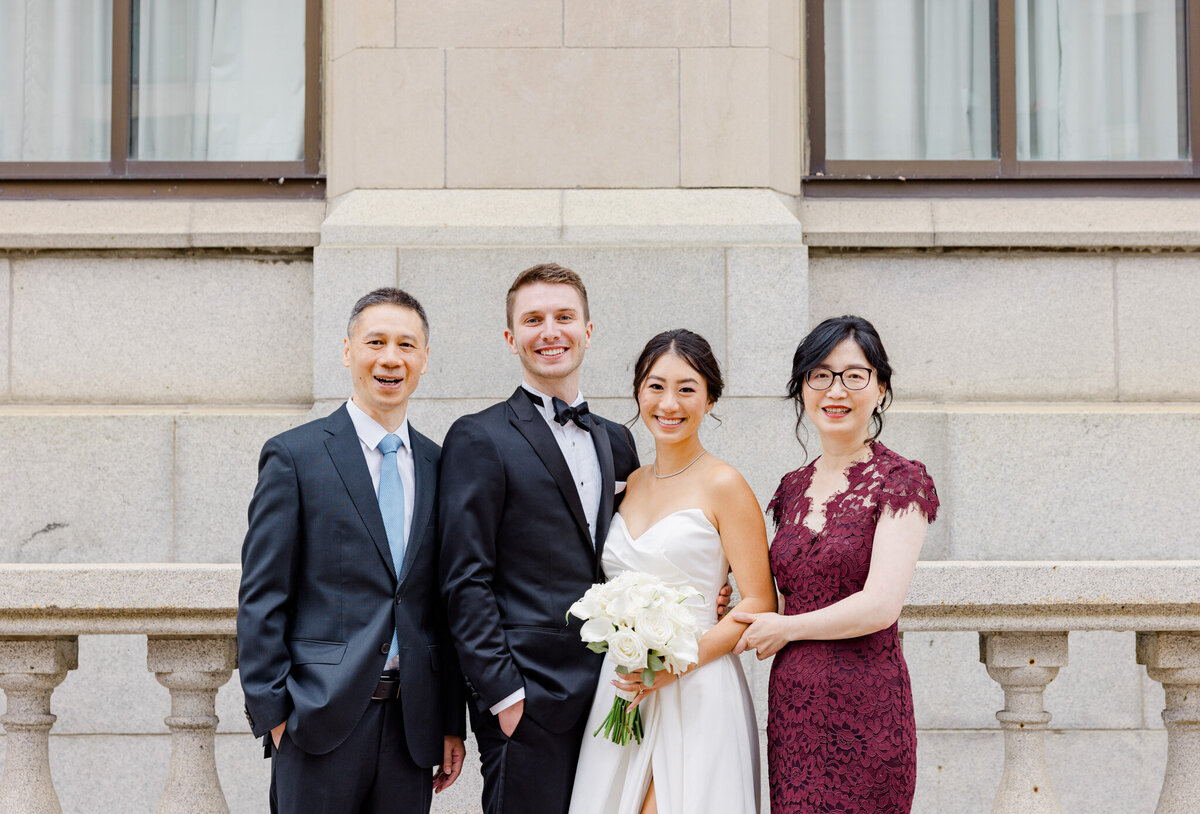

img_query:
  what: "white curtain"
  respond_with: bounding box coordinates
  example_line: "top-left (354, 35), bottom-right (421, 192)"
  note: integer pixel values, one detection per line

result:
top-left (135, 0), bottom-right (305, 161)
top-left (825, 0), bottom-right (993, 161)
top-left (825, 0), bottom-right (1185, 163)
top-left (0, 0), bottom-right (304, 164)
top-left (0, 0), bottom-right (112, 162)
top-left (1015, 0), bottom-right (1184, 161)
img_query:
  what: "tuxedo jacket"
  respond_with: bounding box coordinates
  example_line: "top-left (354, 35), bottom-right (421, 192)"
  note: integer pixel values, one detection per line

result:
top-left (438, 388), bottom-right (639, 733)
top-left (237, 404), bottom-right (464, 764)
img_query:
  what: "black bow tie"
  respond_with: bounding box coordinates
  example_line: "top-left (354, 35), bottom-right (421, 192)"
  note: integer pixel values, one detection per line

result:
top-left (552, 397), bottom-right (591, 431)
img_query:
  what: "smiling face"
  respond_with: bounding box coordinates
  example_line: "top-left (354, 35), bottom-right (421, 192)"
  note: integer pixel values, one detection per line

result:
top-left (638, 351), bottom-right (712, 445)
top-left (343, 303), bottom-right (429, 430)
top-left (504, 281), bottom-right (593, 397)
top-left (801, 337), bottom-right (886, 445)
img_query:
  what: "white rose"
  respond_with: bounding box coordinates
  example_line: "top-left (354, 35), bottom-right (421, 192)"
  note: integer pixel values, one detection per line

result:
top-left (606, 589), bottom-right (640, 626)
top-left (627, 582), bottom-right (658, 610)
top-left (663, 599), bottom-right (699, 631)
top-left (605, 572), bottom-right (633, 591)
top-left (607, 628), bottom-right (649, 672)
top-left (633, 606), bottom-right (674, 651)
top-left (580, 616), bottom-right (614, 643)
top-left (623, 571), bottom-right (657, 588)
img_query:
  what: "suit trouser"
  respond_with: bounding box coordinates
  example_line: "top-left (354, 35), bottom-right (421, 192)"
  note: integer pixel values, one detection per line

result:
top-left (471, 703), bottom-right (589, 814)
top-left (270, 697), bottom-right (430, 814)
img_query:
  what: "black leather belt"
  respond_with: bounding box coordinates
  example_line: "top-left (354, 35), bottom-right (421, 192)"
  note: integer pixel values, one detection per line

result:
top-left (371, 673), bottom-right (401, 700)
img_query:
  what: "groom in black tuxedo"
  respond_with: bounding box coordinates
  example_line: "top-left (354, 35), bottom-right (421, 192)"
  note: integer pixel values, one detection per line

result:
top-left (238, 288), bottom-right (465, 813)
top-left (439, 264), bottom-right (640, 814)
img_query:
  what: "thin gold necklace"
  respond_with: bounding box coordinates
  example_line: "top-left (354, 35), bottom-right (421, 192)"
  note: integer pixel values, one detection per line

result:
top-left (653, 449), bottom-right (707, 479)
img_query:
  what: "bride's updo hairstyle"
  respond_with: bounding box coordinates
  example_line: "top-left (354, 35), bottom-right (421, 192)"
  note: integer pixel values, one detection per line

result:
top-left (632, 329), bottom-right (724, 408)
top-left (786, 315), bottom-right (893, 450)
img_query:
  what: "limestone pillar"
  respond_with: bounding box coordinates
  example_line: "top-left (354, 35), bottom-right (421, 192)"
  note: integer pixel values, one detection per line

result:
top-left (1137, 632), bottom-right (1200, 814)
top-left (147, 636), bottom-right (238, 814)
top-left (979, 631), bottom-right (1068, 814)
top-left (0, 637), bottom-right (78, 814)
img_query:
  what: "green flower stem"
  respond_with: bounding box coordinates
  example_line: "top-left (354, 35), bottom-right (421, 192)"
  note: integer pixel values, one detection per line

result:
top-left (593, 696), bottom-right (644, 745)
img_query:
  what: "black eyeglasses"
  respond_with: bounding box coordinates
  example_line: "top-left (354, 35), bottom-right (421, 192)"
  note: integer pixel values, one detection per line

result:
top-left (805, 367), bottom-right (874, 391)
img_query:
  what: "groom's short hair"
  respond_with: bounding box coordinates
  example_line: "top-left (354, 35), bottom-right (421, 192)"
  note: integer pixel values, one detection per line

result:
top-left (505, 263), bottom-right (590, 329)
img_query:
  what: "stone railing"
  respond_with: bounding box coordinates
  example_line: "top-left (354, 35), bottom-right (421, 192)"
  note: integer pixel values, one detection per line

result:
top-left (0, 565), bottom-right (237, 814)
top-left (0, 562), bottom-right (1197, 814)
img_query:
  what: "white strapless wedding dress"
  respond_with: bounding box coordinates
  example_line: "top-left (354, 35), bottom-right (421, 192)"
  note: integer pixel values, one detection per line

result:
top-left (568, 509), bottom-right (760, 814)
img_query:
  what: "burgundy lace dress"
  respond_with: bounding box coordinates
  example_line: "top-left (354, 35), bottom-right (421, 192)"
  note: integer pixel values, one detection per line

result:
top-left (766, 442), bottom-right (938, 814)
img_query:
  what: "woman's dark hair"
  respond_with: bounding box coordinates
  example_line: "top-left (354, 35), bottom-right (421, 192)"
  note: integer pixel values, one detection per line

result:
top-left (632, 329), bottom-right (724, 407)
top-left (786, 315), bottom-right (892, 453)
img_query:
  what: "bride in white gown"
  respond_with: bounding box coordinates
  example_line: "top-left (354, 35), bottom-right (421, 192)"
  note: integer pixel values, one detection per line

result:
top-left (569, 329), bottom-right (777, 814)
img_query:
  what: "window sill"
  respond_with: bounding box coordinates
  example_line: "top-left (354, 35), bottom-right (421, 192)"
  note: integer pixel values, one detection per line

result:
top-left (801, 198), bottom-right (1200, 249)
top-left (0, 199), bottom-right (326, 250)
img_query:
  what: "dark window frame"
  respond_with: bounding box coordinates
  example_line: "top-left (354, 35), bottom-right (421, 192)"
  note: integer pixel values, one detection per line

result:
top-left (805, 0), bottom-right (1200, 186)
top-left (0, 0), bottom-right (322, 198)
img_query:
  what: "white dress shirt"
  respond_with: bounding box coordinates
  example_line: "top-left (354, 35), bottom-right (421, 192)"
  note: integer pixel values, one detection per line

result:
top-left (346, 398), bottom-right (415, 672)
top-left (521, 383), bottom-right (603, 544)
top-left (491, 383), bottom-right (604, 716)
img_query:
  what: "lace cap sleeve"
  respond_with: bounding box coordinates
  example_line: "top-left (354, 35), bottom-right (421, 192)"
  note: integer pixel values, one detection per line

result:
top-left (767, 469), bottom-right (803, 527)
top-left (766, 475), bottom-right (786, 526)
top-left (878, 456), bottom-right (940, 523)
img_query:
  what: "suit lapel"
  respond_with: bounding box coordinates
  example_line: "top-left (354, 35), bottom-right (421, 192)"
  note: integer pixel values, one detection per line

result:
top-left (323, 406), bottom-right (396, 580)
top-left (589, 414), bottom-right (616, 569)
top-left (507, 388), bottom-right (593, 548)
top-left (398, 428), bottom-right (436, 586)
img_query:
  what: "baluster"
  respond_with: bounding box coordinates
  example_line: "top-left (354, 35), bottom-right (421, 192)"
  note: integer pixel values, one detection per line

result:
top-left (1136, 632), bottom-right (1200, 814)
top-left (979, 631), bottom-right (1068, 814)
top-left (0, 638), bottom-right (78, 814)
top-left (147, 636), bottom-right (238, 814)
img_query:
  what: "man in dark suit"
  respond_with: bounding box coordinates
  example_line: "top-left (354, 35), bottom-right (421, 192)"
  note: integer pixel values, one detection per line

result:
top-left (238, 288), bottom-right (466, 813)
top-left (439, 264), bottom-right (641, 814)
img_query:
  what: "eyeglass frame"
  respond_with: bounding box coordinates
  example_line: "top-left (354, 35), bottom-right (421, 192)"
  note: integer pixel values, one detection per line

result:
top-left (804, 366), bottom-right (876, 391)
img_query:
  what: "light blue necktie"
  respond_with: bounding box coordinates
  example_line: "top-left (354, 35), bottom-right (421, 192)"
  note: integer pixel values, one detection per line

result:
top-left (378, 433), bottom-right (406, 662)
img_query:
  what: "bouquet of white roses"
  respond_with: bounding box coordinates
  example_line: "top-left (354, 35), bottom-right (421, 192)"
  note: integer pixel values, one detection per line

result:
top-left (568, 570), bottom-right (703, 745)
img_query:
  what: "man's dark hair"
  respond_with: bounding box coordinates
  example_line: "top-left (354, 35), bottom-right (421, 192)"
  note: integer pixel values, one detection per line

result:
top-left (347, 288), bottom-right (430, 343)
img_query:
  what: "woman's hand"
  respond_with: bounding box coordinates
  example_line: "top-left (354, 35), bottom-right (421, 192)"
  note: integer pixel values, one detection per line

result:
top-left (613, 668), bottom-right (680, 710)
top-left (731, 611), bottom-right (796, 659)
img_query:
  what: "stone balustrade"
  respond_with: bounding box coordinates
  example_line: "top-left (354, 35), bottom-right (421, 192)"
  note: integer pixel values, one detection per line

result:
top-left (0, 565), bottom-right (237, 814)
top-left (0, 562), bottom-right (1196, 813)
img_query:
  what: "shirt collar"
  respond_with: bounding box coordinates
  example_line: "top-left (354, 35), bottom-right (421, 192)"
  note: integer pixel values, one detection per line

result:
top-left (520, 382), bottom-right (585, 422)
top-left (346, 398), bottom-right (411, 452)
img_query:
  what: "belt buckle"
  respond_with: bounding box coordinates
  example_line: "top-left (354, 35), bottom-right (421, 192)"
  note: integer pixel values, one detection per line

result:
top-left (372, 674), bottom-right (401, 700)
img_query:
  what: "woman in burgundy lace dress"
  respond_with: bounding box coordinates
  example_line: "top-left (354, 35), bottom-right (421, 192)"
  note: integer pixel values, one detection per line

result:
top-left (733, 316), bottom-right (938, 813)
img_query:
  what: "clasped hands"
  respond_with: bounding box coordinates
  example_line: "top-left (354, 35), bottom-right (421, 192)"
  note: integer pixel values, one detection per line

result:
top-left (731, 610), bottom-right (792, 659)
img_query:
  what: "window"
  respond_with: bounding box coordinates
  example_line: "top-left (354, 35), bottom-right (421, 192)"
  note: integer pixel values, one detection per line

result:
top-left (806, 0), bottom-right (1200, 182)
top-left (0, 0), bottom-right (321, 194)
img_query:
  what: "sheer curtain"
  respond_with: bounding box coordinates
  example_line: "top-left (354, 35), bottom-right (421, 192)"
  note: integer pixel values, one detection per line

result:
top-left (825, 0), bottom-right (1186, 163)
top-left (0, 0), bottom-right (304, 164)
top-left (825, 0), bottom-right (994, 161)
top-left (134, 0), bottom-right (305, 161)
top-left (1015, 0), bottom-right (1185, 161)
top-left (0, 0), bottom-right (112, 162)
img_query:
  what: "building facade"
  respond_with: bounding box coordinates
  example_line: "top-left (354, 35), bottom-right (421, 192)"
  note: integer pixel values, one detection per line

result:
top-left (2, 1), bottom-right (1198, 811)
